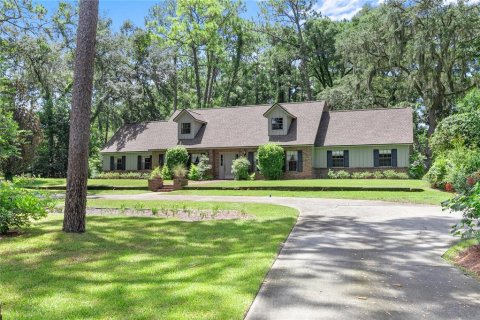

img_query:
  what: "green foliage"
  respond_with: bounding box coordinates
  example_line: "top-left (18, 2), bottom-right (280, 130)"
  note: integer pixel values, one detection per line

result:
top-left (456, 88), bottom-right (480, 114)
top-left (188, 164), bottom-right (200, 181)
top-left (442, 182), bottom-right (480, 241)
top-left (150, 166), bottom-right (163, 179)
top-left (196, 155), bottom-right (212, 180)
top-left (373, 171), bottom-right (384, 179)
top-left (408, 151), bottom-right (426, 179)
top-left (430, 111), bottom-right (480, 154)
top-left (352, 172), bottom-right (373, 179)
top-left (257, 143), bottom-right (284, 180)
top-left (161, 165), bottom-right (172, 180)
top-left (0, 107), bottom-right (20, 162)
top-left (425, 156), bottom-right (449, 188)
top-left (231, 157), bottom-right (250, 180)
top-left (327, 170), bottom-right (351, 179)
top-left (165, 146), bottom-right (189, 170)
top-left (172, 164), bottom-right (187, 179)
top-left (0, 182), bottom-right (54, 234)
top-left (95, 172), bottom-right (150, 180)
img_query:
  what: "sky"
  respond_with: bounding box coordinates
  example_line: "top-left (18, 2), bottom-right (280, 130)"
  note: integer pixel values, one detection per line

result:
top-left (38, 0), bottom-right (384, 30)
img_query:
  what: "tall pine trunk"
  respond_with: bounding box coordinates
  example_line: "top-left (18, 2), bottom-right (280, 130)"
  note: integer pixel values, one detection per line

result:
top-left (63, 0), bottom-right (99, 233)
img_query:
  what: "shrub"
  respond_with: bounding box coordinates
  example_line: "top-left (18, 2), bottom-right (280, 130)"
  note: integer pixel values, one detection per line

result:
top-left (335, 170), bottom-right (351, 179)
top-left (360, 172), bottom-right (374, 179)
top-left (0, 182), bottom-right (54, 234)
top-left (150, 166), bottom-right (162, 179)
top-left (352, 172), bottom-right (363, 179)
top-left (327, 169), bottom-right (337, 179)
top-left (161, 165), bottom-right (172, 180)
top-left (257, 143), bottom-right (284, 180)
top-left (231, 157), bottom-right (251, 180)
top-left (373, 171), bottom-right (384, 179)
top-left (383, 170), bottom-right (398, 179)
top-left (96, 172), bottom-right (150, 179)
top-left (442, 182), bottom-right (480, 241)
top-left (197, 155), bottom-right (212, 180)
top-left (165, 146), bottom-right (189, 170)
top-left (408, 151), bottom-right (426, 179)
top-left (425, 156), bottom-right (449, 188)
top-left (188, 164), bottom-right (201, 181)
top-left (172, 164), bottom-right (187, 179)
top-left (395, 172), bottom-right (409, 179)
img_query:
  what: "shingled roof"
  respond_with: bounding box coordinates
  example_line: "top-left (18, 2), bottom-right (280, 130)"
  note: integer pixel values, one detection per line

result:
top-left (316, 108), bottom-right (414, 146)
top-left (101, 103), bottom-right (413, 153)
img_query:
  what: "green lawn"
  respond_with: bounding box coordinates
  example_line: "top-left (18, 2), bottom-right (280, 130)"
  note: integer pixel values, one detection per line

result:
top-left (200, 178), bottom-right (430, 188)
top-left (16, 178), bottom-right (152, 188)
top-left (0, 201), bottom-right (297, 320)
top-left (171, 179), bottom-right (451, 205)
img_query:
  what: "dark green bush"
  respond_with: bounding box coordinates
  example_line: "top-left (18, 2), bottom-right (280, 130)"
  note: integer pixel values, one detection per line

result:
top-left (231, 157), bottom-right (250, 180)
top-left (188, 164), bottom-right (201, 181)
top-left (408, 151), bottom-right (426, 179)
top-left (0, 182), bottom-right (54, 234)
top-left (257, 144), bottom-right (284, 180)
top-left (442, 182), bottom-right (480, 241)
top-left (166, 146), bottom-right (189, 170)
top-left (161, 165), bottom-right (172, 180)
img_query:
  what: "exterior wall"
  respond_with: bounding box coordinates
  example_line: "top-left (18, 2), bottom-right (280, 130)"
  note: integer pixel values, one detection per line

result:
top-left (102, 152), bottom-right (152, 171)
top-left (283, 146), bottom-right (313, 179)
top-left (266, 107), bottom-right (293, 136)
top-left (312, 144), bottom-right (410, 169)
top-left (175, 112), bottom-right (202, 139)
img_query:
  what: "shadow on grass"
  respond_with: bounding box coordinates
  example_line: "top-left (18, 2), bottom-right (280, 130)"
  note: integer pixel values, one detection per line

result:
top-left (0, 215), bottom-right (296, 320)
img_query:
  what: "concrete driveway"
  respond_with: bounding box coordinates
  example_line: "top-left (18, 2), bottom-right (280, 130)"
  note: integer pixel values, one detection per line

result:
top-left (90, 194), bottom-right (480, 319)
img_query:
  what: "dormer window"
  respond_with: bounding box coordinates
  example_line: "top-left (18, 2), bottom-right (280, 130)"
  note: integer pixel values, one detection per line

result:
top-left (271, 117), bottom-right (283, 130)
top-left (181, 122), bottom-right (191, 134)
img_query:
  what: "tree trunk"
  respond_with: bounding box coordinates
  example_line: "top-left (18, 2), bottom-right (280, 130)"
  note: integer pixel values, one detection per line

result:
top-left (63, 0), bottom-right (99, 233)
top-left (191, 44), bottom-right (202, 108)
top-left (172, 54), bottom-right (178, 111)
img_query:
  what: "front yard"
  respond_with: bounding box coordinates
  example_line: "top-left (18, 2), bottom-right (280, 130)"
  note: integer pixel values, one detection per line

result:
top-left (0, 201), bottom-right (297, 320)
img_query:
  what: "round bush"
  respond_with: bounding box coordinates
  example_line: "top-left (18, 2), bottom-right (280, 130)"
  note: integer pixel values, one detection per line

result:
top-left (231, 157), bottom-right (251, 180)
top-left (161, 165), bottom-right (172, 180)
top-left (188, 164), bottom-right (201, 181)
top-left (165, 146), bottom-right (189, 169)
top-left (257, 143), bottom-right (284, 180)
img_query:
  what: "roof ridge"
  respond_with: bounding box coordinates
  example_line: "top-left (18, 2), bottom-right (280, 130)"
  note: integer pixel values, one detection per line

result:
top-left (185, 100), bottom-right (325, 111)
top-left (328, 107), bottom-right (411, 113)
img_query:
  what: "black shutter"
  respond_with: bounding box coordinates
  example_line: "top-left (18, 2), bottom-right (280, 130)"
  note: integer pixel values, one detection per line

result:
top-left (122, 156), bottom-right (126, 170)
top-left (159, 154), bottom-right (164, 167)
top-left (110, 156), bottom-right (114, 170)
top-left (344, 150), bottom-right (349, 168)
top-left (297, 150), bottom-right (303, 172)
top-left (327, 151), bottom-right (333, 168)
top-left (282, 151), bottom-right (286, 172)
top-left (137, 155), bottom-right (142, 170)
top-left (187, 153), bottom-right (192, 168)
top-left (247, 152), bottom-right (254, 173)
top-left (391, 149), bottom-right (398, 167)
top-left (373, 149), bottom-right (379, 167)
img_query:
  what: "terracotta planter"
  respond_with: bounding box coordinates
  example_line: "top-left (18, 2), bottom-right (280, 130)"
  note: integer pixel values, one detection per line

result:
top-left (173, 178), bottom-right (188, 190)
top-left (148, 178), bottom-right (164, 192)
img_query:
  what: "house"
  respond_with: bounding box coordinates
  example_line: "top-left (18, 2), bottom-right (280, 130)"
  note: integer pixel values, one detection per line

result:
top-left (100, 101), bottom-right (413, 179)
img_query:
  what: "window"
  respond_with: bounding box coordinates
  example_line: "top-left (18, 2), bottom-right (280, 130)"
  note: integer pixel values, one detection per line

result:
top-left (144, 156), bottom-right (152, 170)
top-left (379, 149), bottom-right (392, 167)
top-left (286, 151), bottom-right (298, 171)
top-left (332, 150), bottom-right (344, 168)
top-left (254, 152), bottom-right (259, 172)
top-left (271, 117), bottom-right (283, 130)
top-left (181, 122), bottom-right (191, 134)
top-left (116, 158), bottom-right (123, 170)
top-left (190, 153), bottom-right (204, 165)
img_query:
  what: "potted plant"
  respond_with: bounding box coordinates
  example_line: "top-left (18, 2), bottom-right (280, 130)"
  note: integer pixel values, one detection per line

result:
top-left (173, 164), bottom-right (188, 190)
top-left (148, 166), bottom-right (164, 191)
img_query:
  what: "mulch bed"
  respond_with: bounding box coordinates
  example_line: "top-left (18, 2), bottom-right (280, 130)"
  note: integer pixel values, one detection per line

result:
top-left (83, 207), bottom-right (254, 222)
top-left (455, 244), bottom-right (480, 276)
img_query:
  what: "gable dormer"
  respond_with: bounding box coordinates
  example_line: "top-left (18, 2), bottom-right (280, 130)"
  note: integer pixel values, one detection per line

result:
top-left (172, 109), bottom-right (207, 139)
top-left (263, 103), bottom-right (296, 136)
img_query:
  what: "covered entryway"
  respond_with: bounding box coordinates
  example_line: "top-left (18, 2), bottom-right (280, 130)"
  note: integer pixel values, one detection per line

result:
top-left (218, 152), bottom-right (236, 179)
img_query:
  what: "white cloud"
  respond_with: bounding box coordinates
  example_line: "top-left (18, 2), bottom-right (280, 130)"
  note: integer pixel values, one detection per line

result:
top-left (314, 0), bottom-right (383, 21)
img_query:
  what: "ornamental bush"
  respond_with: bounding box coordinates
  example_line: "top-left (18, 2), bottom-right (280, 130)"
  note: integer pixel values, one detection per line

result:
top-left (188, 164), bottom-right (201, 181)
top-left (165, 146), bottom-right (189, 170)
top-left (231, 157), bottom-right (251, 180)
top-left (0, 182), bottom-right (54, 234)
top-left (442, 182), bottom-right (480, 241)
top-left (161, 165), bottom-right (172, 180)
top-left (257, 144), bottom-right (284, 180)
top-left (197, 155), bottom-right (212, 180)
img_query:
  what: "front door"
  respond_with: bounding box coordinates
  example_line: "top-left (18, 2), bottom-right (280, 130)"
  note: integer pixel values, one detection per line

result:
top-left (219, 152), bottom-right (236, 179)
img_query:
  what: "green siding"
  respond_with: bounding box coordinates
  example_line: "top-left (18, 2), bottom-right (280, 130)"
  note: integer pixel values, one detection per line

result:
top-left (313, 145), bottom-right (410, 168)
top-left (102, 152), bottom-right (152, 171)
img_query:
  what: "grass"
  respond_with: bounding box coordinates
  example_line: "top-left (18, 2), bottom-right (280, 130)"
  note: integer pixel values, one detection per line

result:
top-left (442, 238), bottom-right (480, 279)
top-left (15, 178), bottom-right (152, 188)
top-left (0, 201), bottom-right (298, 320)
top-left (200, 179), bottom-right (430, 188)
top-left (171, 179), bottom-right (452, 205)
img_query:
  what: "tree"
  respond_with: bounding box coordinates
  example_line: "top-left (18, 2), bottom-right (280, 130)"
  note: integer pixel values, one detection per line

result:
top-left (63, 0), bottom-right (99, 233)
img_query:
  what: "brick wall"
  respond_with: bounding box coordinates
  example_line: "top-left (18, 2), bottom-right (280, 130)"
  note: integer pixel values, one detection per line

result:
top-left (283, 146), bottom-right (313, 179)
